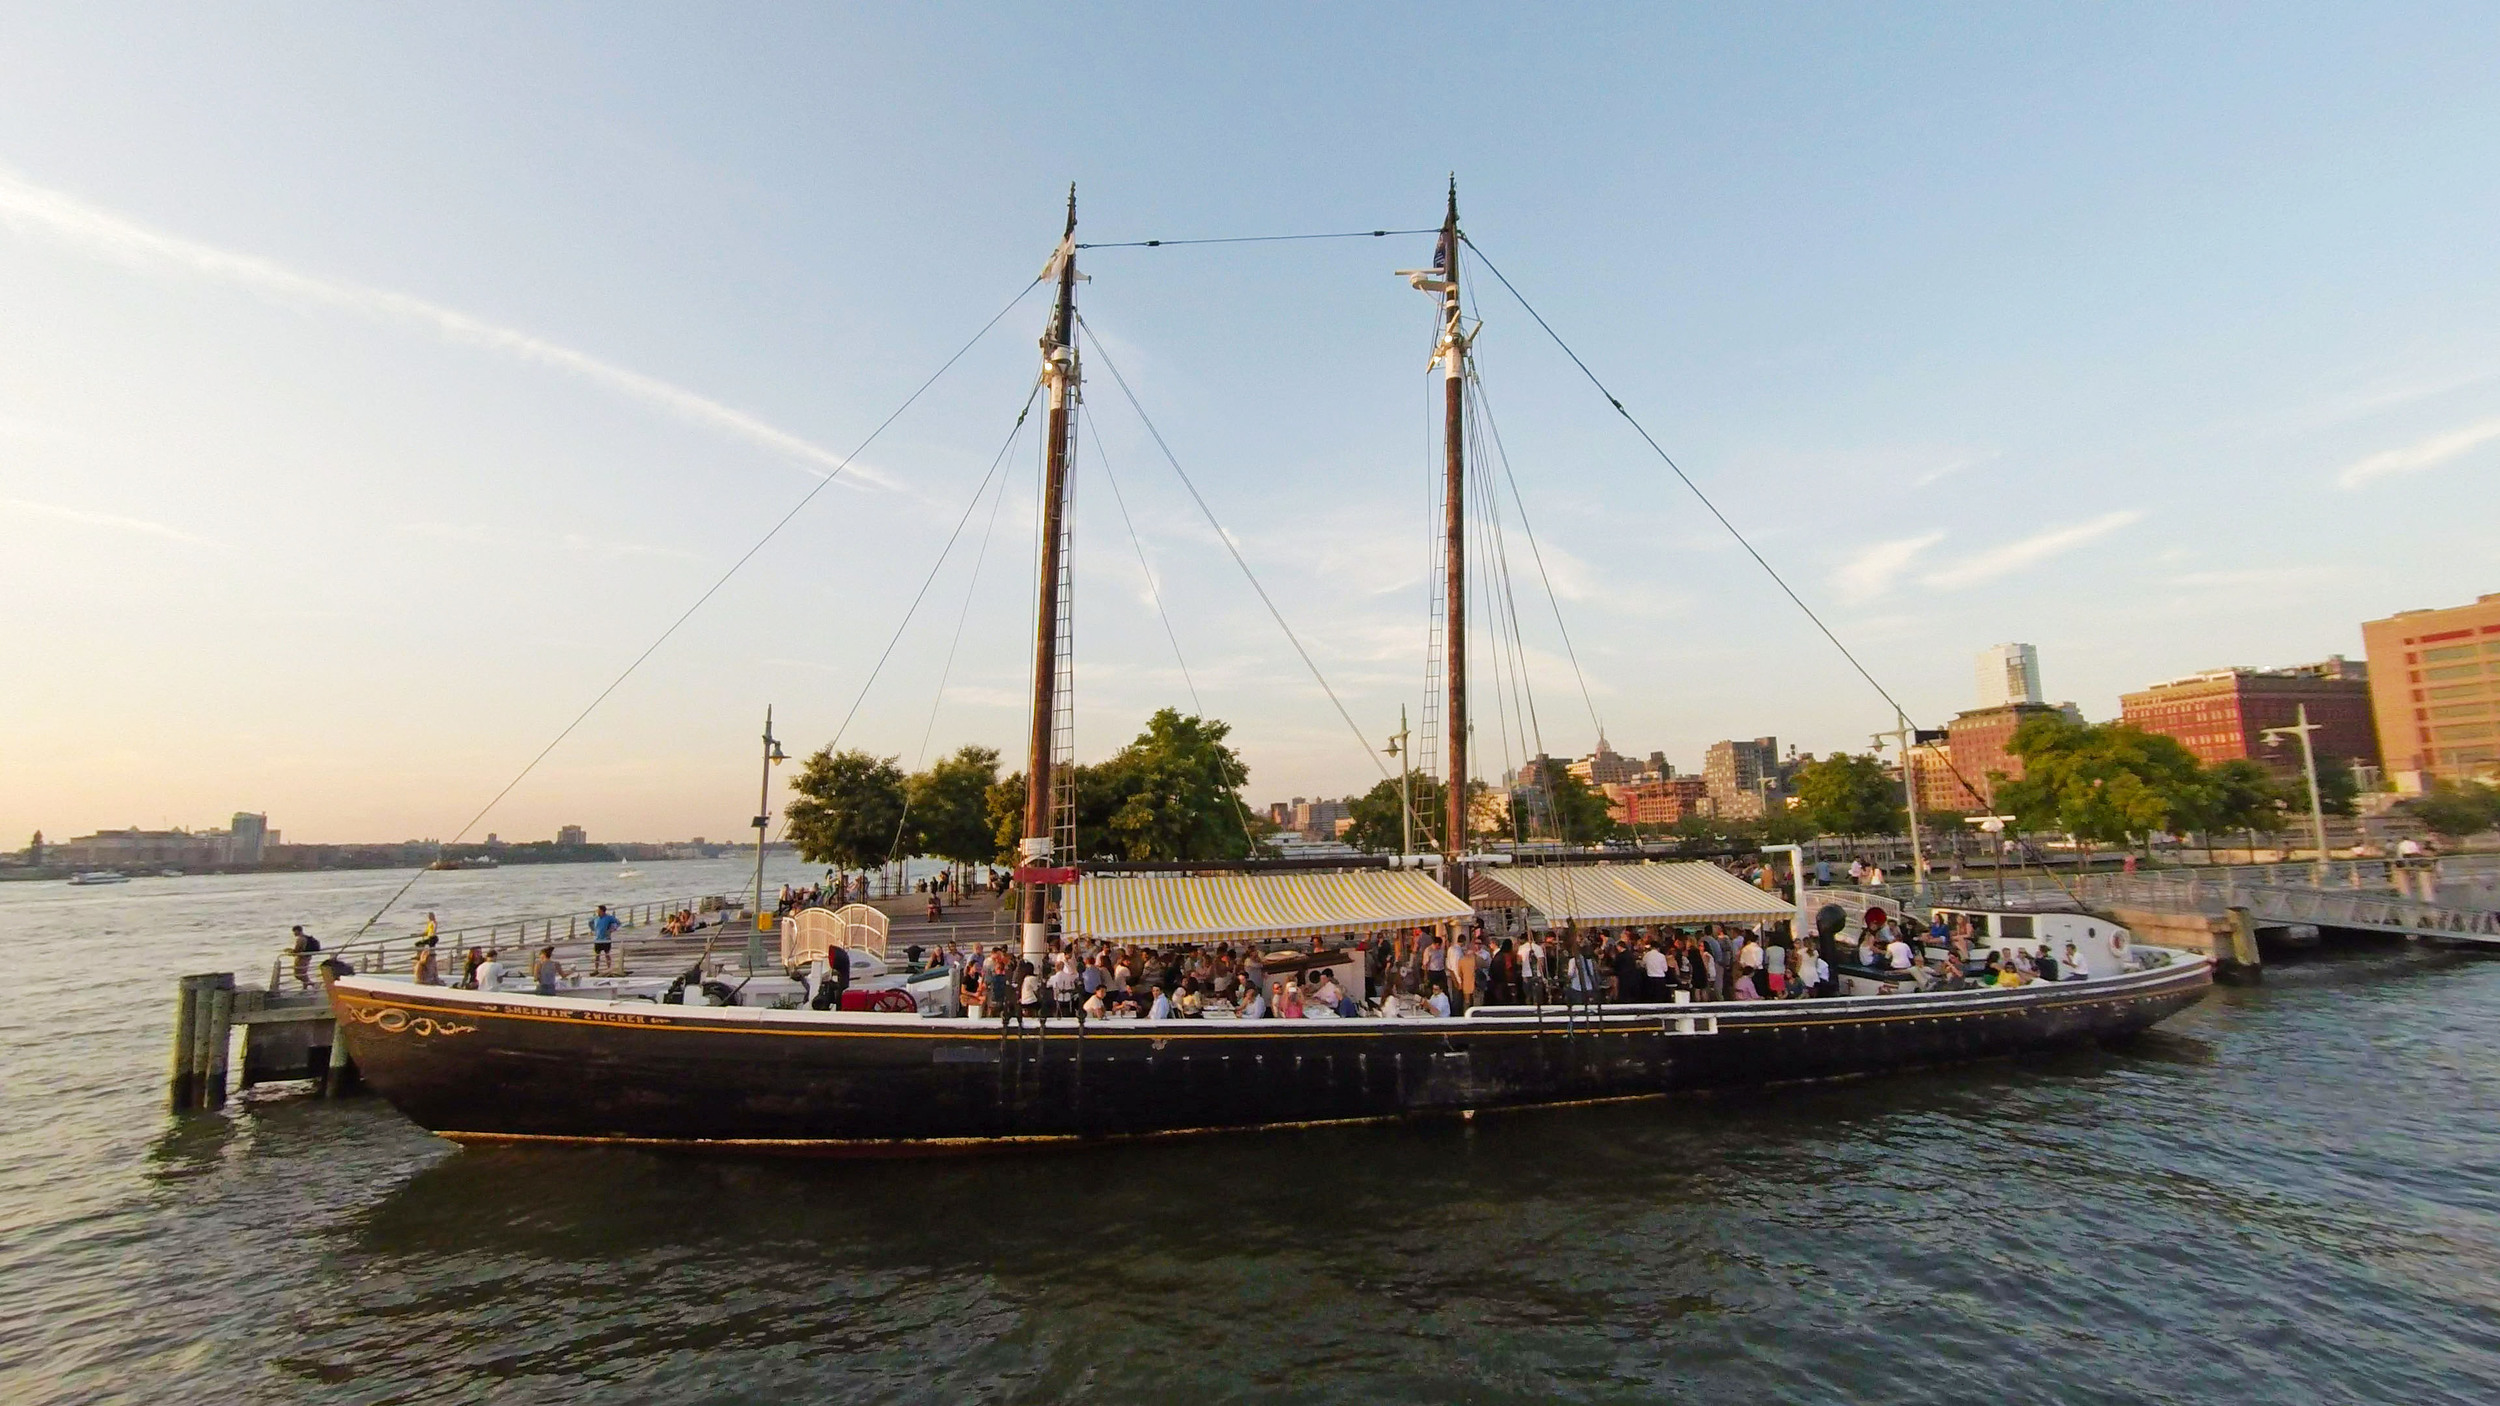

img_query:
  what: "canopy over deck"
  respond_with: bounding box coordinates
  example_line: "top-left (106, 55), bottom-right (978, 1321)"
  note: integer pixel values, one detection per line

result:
top-left (1474, 862), bottom-right (1794, 926)
top-left (1064, 870), bottom-right (1473, 947)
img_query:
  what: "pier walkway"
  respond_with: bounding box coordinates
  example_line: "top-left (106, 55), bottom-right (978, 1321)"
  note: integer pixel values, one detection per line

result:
top-left (1817, 859), bottom-right (2500, 949)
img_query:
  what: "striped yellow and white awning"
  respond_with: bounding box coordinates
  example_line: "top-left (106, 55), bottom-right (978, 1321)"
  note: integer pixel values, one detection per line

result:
top-left (1064, 870), bottom-right (1474, 946)
top-left (1477, 862), bottom-right (1795, 925)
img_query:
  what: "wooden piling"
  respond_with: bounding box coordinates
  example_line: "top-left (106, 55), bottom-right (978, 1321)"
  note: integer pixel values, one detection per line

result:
top-left (201, 981), bottom-right (235, 1108)
top-left (167, 975), bottom-right (202, 1111)
top-left (324, 1020), bottom-right (358, 1097)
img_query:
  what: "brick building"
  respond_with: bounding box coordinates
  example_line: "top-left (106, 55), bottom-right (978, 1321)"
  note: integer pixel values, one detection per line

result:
top-left (2363, 592), bottom-right (2500, 790)
top-left (2118, 659), bottom-right (2378, 776)
top-left (1937, 703), bottom-right (2061, 812)
top-left (1603, 775), bottom-right (1711, 827)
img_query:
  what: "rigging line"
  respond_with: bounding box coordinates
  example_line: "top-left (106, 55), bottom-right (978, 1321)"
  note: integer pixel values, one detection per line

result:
top-left (883, 402), bottom-right (1024, 867)
top-left (1461, 235), bottom-right (2065, 888)
top-left (351, 274), bottom-right (1047, 938)
top-left (1084, 413), bottom-right (1262, 856)
top-left (1076, 316), bottom-right (1393, 784)
top-left (1467, 366), bottom-right (1605, 745)
top-left (829, 379), bottom-right (1046, 761)
top-left (1076, 227), bottom-right (1437, 250)
top-left (1085, 419), bottom-right (1201, 713)
top-left (1476, 389), bottom-right (1556, 843)
top-left (1458, 235), bottom-right (1907, 719)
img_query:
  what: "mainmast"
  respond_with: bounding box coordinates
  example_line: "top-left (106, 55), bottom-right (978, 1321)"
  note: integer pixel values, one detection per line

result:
top-left (1020, 188), bottom-right (1080, 968)
top-left (1434, 182), bottom-right (1468, 894)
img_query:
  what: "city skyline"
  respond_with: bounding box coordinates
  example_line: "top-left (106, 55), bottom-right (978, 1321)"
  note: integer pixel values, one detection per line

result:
top-left (5, 8), bottom-right (2498, 843)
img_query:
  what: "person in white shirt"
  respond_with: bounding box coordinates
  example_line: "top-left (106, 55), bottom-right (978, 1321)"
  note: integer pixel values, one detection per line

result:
top-left (1519, 936), bottom-right (1546, 1003)
top-left (475, 952), bottom-right (504, 991)
top-left (1736, 936), bottom-right (1765, 999)
top-left (1886, 936), bottom-right (1915, 971)
top-left (1081, 988), bottom-right (1107, 1019)
top-left (1239, 988), bottom-right (1268, 1019)
top-left (1641, 943), bottom-right (1670, 1002)
top-left (1315, 974), bottom-right (1344, 1010)
top-left (1427, 984), bottom-right (1453, 1017)
top-left (1148, 988), bottom-right (1173, 1020)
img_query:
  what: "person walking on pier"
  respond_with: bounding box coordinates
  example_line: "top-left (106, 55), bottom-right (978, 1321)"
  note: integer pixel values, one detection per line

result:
top-left (288, 926), bottom-right (321, 990)
top-left (590, 905), bottom-right (620, 974)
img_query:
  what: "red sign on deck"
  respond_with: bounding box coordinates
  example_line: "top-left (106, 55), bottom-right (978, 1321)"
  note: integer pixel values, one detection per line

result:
top-left (1012, 865), bottom-right (1079, 885)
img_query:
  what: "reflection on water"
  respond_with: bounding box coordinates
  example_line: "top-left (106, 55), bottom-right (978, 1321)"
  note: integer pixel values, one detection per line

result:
top-left (7, 864), bottom-right (2500, 1402)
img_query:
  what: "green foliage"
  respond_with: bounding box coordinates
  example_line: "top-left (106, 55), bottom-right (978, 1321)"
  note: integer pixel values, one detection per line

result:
top-left (1791, 752), bottom-right (1904, 837)
top-left (1344, 774), bottom-right (1447, 854)
top-left (1540, 770), bottom-right (1620, 843)
top-left (1997, 717), bottom-right (2213, 848)
top-left (785, 749), bottom-right (908, 871)
top-left (2315, 757), bottom-right (2360, 817)
top-left (905, 745), bottom-right (1000, 866)
top-left (2404, 779), bottom-right (2500, 839)
top-left (985, 709), bottom-right (1257, 863)
top-left (1094, 709), bottom-right (1257, 861)
top-left (1759, 805), bottom-right (1819, 846)
top-left (2200, 759), bottom-right (2287, 836)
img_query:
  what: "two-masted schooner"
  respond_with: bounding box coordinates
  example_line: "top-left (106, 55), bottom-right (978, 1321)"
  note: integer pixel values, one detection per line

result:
top-left (326, 188), bottom-right (2212, 1153)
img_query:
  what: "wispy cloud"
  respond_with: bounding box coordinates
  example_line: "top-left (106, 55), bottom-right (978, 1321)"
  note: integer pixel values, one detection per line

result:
top-left (395, 520), bottom-right (697, 561)
top-left (0, 495), bottom-right (227, 549)
top-left (1835, 531), bottom-right (1943, 602)
top-left (0, 168), bottom-right (898, 490)
top-left (2336, 417), bottom-right (2500, 489)
top-left (1927, 511), bottom-right (2142, 589)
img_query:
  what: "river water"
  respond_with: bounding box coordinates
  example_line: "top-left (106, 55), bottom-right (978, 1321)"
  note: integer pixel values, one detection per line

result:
top-left (5, 860), bottom-right (2499, 1403)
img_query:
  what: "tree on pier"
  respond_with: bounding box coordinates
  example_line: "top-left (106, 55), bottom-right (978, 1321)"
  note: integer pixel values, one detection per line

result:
top-left (986, 709), bottom-right (1258, 862)
top-left (1790, 752), bottom-right (1905, 837)
top-left (1998, 717), bottom-right (2211, 854)
top-left (907, 746), bottom-right (1001, 868)
top-left (785, 749), bottom-right (908, 872)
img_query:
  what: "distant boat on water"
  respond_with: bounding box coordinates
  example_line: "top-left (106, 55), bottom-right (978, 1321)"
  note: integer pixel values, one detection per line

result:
top-left (68, 871), bottom-right (130, 886)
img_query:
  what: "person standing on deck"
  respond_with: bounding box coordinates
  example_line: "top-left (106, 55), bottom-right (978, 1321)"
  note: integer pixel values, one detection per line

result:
top-left (589, 904), bottom-right (620, 974)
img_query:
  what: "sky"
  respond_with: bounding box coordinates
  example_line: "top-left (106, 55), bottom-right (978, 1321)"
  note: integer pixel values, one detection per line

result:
top-left (3, 3), bottom-right (2497, 845)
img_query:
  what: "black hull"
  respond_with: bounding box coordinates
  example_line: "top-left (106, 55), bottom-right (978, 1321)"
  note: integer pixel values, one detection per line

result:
top-left (330, 958), bottom-right (2213, 1153)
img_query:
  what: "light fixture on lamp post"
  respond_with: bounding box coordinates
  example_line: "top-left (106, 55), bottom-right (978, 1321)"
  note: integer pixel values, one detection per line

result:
top-left (1966, 814), bottom-right (2016, 907)
top-left (2261, 703), bottom-right (2330, 884)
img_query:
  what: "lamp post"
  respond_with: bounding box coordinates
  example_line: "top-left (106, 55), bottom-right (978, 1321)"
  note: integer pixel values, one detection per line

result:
top-left (1967, 814), bottom-right (2016, 907)
top-left (2261, 703), bottom-right (2330, 884)
top-left (1872, 712), bottom-right (1929, 903)
top-left (751, 706), bottom-right (788, 974)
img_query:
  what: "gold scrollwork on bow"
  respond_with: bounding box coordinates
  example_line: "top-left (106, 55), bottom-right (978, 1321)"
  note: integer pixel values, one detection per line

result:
top-left (348, 1004), bottom-right (479, 1037)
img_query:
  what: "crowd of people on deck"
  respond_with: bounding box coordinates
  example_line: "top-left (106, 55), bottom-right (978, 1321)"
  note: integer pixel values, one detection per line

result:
top-left (1845, 905), bottom-right (2091, 991)
top-left (891, 899), bottom-right (2099, 1023)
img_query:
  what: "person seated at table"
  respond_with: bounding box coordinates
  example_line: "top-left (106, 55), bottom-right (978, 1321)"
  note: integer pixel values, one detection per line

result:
top-left (1275, 980), bottom-right (1304, 1020)
top-left (1238, 984), bottom-right (1269, 1019)
top-left (1426, 979), bottom-right (1452, 1018)
top-left (1176, 978), bottom-right (1205, 1018)
top-left (1148, 986), bottom-right (1174, 1020)
top-left (1081, 987), bottom-right (1108, 1020)
top-left (1314, 972), bottom-right (1344, 1011)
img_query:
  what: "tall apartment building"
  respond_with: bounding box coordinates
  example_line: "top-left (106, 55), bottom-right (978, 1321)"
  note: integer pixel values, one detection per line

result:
top-left (557, 824), bottom-right (588, 847)
top-left (2119, 659), bottom-right (2379, 775)
top-left (1704, 737), bottom-right (1783, 819)
top-left (2362, 592), bottom-right (2500, 790)
top-left (1976, 643), bottom-right (2044, 709)
top-left (228, 812), bottom-right (269, 865)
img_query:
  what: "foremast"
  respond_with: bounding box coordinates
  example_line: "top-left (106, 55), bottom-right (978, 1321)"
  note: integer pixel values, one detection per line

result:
top-left (1020, 189), bottom-right (1080, 968)
top-left (1428, 182), bottom-right (1469, 895)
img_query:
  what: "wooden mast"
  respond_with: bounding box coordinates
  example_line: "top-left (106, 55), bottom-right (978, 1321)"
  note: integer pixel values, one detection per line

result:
top-left (1020, 188), bottom-right (1080, 966)
top-left (1436, 180), bottom-right (1468, 895)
